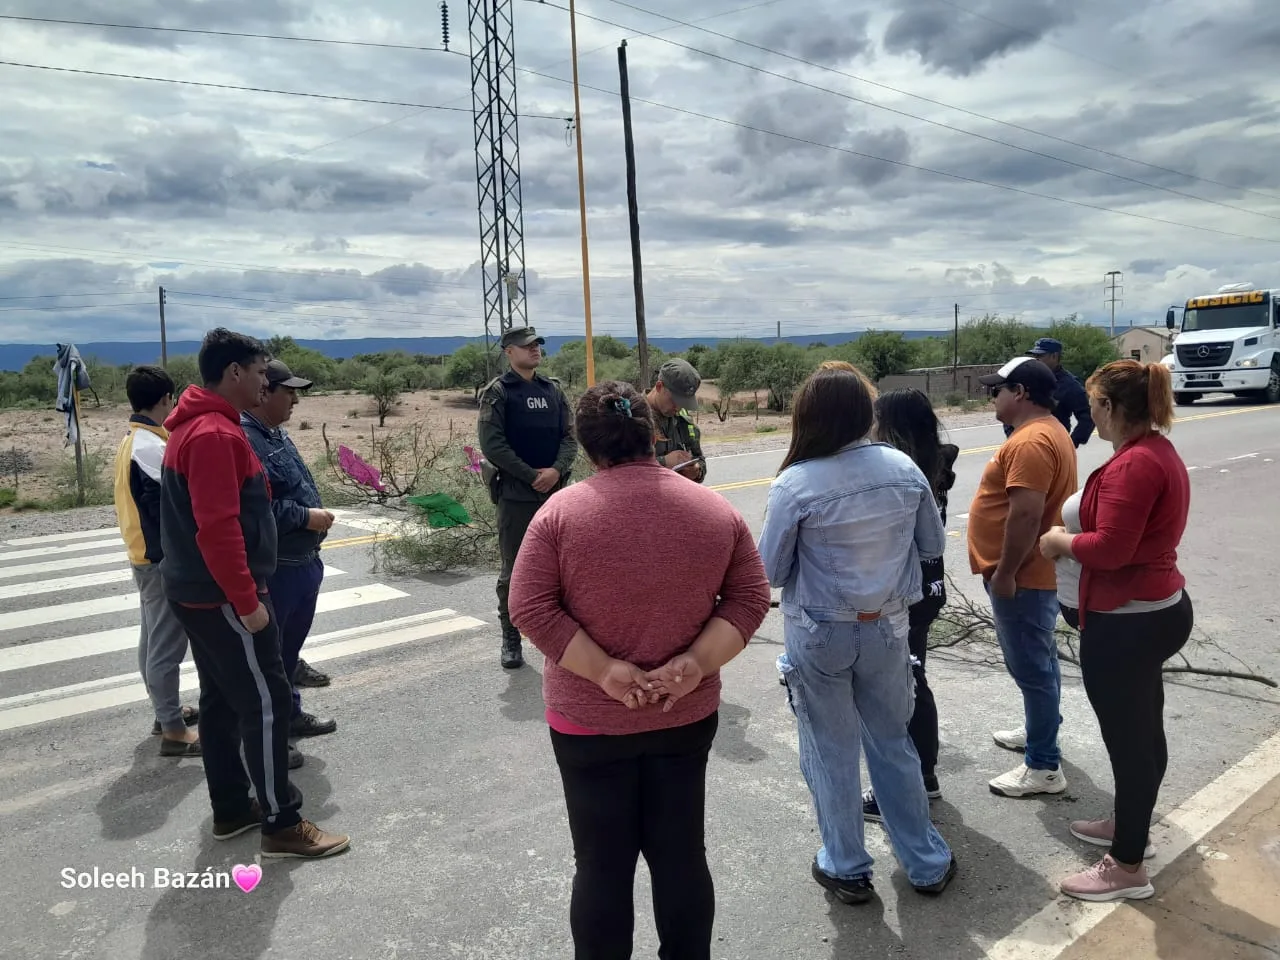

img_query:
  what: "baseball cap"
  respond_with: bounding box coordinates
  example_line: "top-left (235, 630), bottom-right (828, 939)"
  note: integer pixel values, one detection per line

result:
top-left (657, 358), bottom-right (701, 412)
top-left (1028, 337), bottom-right (1064, 356)
top-left (979, 356), bottom-right (1056, 403)
top-left (500, 326), bottom-right (545, 349)
top-left (266, 359), bottom-right (312, 390)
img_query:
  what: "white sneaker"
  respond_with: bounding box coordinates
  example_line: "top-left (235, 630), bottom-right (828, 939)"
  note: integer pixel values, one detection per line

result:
top-left (992, 727), bottom-right (1027, 751)
top-left (989, 764), bottom-right (1067, 797)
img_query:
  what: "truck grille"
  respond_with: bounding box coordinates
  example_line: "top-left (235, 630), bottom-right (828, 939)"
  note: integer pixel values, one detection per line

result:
top-left (1176, 343), bottom-right (1233, 368)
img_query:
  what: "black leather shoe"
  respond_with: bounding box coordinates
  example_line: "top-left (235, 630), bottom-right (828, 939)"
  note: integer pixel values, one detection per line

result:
top-left (289, 712), bottom-right (337, 738)
top-left (293, 659), bottom-right (331, 688)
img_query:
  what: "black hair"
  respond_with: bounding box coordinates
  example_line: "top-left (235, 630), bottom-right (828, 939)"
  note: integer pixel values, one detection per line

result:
top-left (575, 381), bottom-right (655, 467)
top-left (125, 365), bottom-right (175, 413)
top-left (873, 388), bottom-right (959, 517)
top-left (198, 328), bottom-right (267, 386)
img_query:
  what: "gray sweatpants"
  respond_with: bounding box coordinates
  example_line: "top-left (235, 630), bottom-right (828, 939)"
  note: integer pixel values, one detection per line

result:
top-left (132, 563), bottom-right (189, 733)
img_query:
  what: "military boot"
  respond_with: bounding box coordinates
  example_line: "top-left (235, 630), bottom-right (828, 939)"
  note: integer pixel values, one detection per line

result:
top-left (501, 629), bottom-right (524, 669)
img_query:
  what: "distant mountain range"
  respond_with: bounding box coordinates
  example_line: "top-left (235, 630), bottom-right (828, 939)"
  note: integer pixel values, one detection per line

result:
top-left (0, 331), bottom-right (957, 371)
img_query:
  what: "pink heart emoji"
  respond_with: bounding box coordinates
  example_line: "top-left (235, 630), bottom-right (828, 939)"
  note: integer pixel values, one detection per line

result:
top-left (232, 864), bottom-right (262, 894)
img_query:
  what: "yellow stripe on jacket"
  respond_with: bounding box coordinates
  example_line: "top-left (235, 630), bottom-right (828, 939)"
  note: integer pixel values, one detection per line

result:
top-left (113, 419), bottom-right (168, 566)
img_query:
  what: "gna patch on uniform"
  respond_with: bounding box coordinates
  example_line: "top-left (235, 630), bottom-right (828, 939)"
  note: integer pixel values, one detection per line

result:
top-left (526, 396), bottom-right (550, 409)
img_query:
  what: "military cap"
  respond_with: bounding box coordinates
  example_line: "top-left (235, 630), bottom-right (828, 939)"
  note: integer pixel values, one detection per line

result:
top-left (656, 358), bottom-right (701, 413)
top-left (501, 326), bottom-right (545, 349)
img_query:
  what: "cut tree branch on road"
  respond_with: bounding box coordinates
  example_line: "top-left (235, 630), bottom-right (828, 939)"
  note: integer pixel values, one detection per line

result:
top-left (930, 575), bottom-right (1276, 688)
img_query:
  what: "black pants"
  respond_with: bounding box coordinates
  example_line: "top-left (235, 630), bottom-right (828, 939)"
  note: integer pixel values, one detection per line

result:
top-left (1079, 592), bottom-right (1193, 865)
top-left (495, 498), bottom-right (543, 636)
top-left (170, 596), bottom-right (302, 834)
top-left (550, 712), bottom-right (719, 960)
top-left (906, 581), bottom-right (945, 779)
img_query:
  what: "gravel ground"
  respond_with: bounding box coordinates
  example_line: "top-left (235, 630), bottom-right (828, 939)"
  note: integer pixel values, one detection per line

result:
top-left (0, 407), bottom-right (998, 531)
top-left (0, 504), bottom-right (118, 541)
top-left (701, 405), bottom-right (996, 459)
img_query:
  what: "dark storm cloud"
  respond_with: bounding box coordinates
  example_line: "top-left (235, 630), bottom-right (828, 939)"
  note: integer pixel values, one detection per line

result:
top-left (838, 128), bottom-right (913, 188)
top-left (0, 124), bottom-right (430, 217)
top-left (750, 11), bottom-right (874, 64)
top-left (883, 0), bottom-right (1076, 76)
top-left (3, 0), bottom-right (306, 50)
top-left (724, 88), bottom-right (913, 206)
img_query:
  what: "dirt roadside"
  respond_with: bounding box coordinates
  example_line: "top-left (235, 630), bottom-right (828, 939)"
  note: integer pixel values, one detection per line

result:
top-left (0, 384), bottom-right (989, 507)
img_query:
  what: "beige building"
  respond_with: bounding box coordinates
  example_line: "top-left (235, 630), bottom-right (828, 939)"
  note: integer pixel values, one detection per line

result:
top-left (1111, 327), bottom-right (1173, 363)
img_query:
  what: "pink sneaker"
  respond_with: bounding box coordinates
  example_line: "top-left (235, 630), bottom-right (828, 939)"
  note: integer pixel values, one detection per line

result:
top-left (1069, 818), bottom-right (1156, 859)
top-left (1060, 855), bottom-right (1155, 902)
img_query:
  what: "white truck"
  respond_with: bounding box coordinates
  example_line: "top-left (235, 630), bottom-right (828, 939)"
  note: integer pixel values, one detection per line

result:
top-left (1165, 283), bottom-right (1280, 405)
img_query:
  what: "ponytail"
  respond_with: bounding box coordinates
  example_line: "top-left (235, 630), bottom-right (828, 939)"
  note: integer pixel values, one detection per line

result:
top-left (1087, 359), bottom-right (1175, 434)
top-left (1145, 362), bottom-right (1174, 433)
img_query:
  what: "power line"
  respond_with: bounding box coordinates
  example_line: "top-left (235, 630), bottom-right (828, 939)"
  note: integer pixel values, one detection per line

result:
top-left (0, 291), bottom-right (134, 301)
top-left (0, 300), bottom-right (153, 313)
top-left (0, 15), bottom-right (462, 55)
top-left (515, 65), bottom-right (1280, 245)
top-left (168, 291), bottom-right (478, 320)
top-left (0, 240), bottom-right (484, 292)
top-left (568, 0), bottom-right (1280, 206)
top-left (0, 61), bottom-right (571, 121)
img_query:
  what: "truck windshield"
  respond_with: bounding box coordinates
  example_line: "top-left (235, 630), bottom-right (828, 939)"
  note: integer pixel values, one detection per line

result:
top-left (1182, 302), bottom-right (1270, 332)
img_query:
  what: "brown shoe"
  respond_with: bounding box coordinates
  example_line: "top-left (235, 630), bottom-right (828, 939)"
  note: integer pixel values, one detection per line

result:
top-left (260, 820), bottom-right (350, 859)
top-left (213, 800), bottom-right (263, 841)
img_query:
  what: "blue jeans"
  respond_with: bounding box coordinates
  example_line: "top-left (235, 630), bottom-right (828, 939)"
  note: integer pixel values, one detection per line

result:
top-left (779, 604), bottom-right (953, 888)
top-left (267, 556), bottom-right (325, 719)
top-left (986, 584), bottom-right (1062, 770)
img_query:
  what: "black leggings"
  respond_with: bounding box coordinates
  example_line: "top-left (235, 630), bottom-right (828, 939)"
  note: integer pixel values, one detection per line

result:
top-left (1079, 592), bottom-right (1193, 865)
top-left (550, 712), bottom-right (718, 960)
top-left (907, 591), bottom-right (945, 779)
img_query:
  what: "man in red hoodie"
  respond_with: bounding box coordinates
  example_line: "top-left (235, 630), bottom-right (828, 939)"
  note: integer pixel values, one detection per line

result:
top-left (161, 328), bottom-right (349, 860)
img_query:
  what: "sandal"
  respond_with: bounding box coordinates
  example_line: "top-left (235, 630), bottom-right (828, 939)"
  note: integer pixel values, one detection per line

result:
top-left (151, 706), bottom-right (199, 736)
top-left (159, 737), bottom-right (202, 758)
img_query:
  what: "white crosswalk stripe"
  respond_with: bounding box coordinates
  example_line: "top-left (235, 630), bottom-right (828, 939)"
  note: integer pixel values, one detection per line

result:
top-left (0, 514), bottom-right (488, 734)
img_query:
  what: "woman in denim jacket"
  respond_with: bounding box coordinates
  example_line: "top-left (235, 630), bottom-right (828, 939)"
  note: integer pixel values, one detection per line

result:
top-left (861, 389), bottom-right (960, 822)
top-left (759, 367), bottom-right (957, 905)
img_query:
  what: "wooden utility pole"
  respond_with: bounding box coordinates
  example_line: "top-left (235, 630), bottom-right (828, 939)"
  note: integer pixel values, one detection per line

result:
top-left (617, 41), bottom-right (649, 390)
top-left (568, 0), bottom-right (596, 385)
top-left (158, 286), bottom-right (168, 365)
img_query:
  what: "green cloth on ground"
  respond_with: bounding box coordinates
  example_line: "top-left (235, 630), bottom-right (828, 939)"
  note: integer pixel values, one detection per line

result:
top-left (407, 493), bottom-right (472, 528)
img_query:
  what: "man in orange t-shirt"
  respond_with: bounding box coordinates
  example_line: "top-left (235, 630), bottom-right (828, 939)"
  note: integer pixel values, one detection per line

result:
top-left (968, 357), bottom-right (1077, 799)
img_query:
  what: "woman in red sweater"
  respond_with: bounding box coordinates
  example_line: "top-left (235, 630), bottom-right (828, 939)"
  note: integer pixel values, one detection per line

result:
top-left (1039, 359), bottom-right (1193, 903)
top-left (509, 381), bottom-right (771, 960)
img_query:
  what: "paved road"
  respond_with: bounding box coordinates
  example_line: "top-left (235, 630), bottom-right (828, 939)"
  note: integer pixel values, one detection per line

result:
top-left (2, 398), bottom-right (1279, 959)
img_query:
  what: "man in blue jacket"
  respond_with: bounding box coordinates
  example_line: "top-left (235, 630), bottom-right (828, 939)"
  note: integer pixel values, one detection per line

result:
top-left (1002, 338), bottom-right (1094, 447)
top-left (242, 360), bottom-right (338, 741)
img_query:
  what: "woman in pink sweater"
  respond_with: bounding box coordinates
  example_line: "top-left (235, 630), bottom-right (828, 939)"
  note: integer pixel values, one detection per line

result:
top-left (509, 381), bottom-right (771, 960)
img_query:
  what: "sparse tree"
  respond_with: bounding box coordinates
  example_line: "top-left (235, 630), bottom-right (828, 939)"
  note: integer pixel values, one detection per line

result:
top-left (363, 373), bottom-right (401, 426)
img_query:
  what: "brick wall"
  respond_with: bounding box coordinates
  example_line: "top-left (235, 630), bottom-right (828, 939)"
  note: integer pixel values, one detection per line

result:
top-left (876, 365), bottom-right (1002, 402)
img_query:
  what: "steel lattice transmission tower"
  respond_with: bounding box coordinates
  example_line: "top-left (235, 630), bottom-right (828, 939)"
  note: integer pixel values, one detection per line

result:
top-left (469, 0), bottom-right (528, 357)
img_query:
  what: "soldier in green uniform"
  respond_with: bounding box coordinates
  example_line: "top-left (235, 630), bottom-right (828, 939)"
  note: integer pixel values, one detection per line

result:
top-left (646, 358), bottom-right (706, 483)
top-left (477, 326), bottom-right (578, 669)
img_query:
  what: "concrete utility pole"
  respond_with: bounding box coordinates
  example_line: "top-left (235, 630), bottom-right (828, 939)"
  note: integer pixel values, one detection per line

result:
top-left (1104, 270), bottom-right (1124, 337)
top-left (953, 302), bottom-right (959, 377)
top-left (158, 286), bottom-right (168, 365)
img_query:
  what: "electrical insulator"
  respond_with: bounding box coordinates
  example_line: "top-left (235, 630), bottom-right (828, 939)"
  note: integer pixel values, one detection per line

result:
top-left (440, 2), bottom-right (450, 51)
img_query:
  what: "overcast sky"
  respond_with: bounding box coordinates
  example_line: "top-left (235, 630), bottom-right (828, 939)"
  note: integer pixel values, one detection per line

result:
top-left (2, 0), bottom-right (1279, 344)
